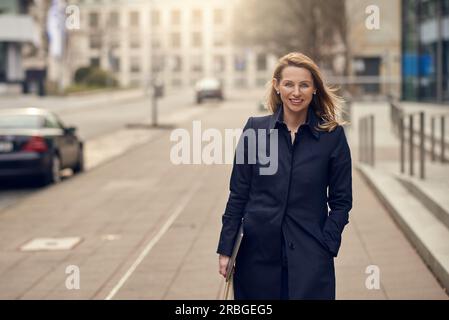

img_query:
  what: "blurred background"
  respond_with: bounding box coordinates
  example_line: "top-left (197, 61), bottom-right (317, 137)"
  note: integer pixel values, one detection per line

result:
top-left (0, 0), bottom-right (448, 300)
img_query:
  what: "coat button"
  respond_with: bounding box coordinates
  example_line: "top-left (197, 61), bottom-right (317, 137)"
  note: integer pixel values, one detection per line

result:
top-left (289, 242), bottom-right (295, 250)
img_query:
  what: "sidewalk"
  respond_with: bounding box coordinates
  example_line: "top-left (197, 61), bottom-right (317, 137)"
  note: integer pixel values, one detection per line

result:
top-left (0, 95), bottom-right (447, 299)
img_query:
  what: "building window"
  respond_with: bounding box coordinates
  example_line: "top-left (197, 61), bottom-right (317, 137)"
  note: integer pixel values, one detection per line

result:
top-left (214, 55), bottom-right (225, 72)
top-left (256, 53), bottom-right (267, 71)
top-left (172, 78), bottom-right (182, 87)
top-left (110, 56), bottom-right (120, 72)
top-left (192, 32), bottom-right (202, 47)
top-left (171, 32), bottom-right (181, 48)
top-left (109, 36), bottom-right (120, 49)
top-left (89, 35), bottom-right (102, 49)
top-left (151, 36), bottom-right (161, 49)
top-left (191, 55), bottom-right (203, 72)
top-left (192, 9), bottom-right (202, 26)
top-left (213, 33), bottom-right (225, 47)
top-left (234, 54), bottom-right (246, 72)
top-left (151, 10), bottom-right (160, 26)
top-left (172, 56), bottom-right (182, 72)
top-left (130, 11), bottom-right (139, 27)
top-left (130, 34), bottom-right (140, 49)
top-left (90, 57), bottom-right (100, 68)
top-left (152, 55), bottom-right (164, 72)
top-left (171, 9), bottom-right (181, 25)
top-left (130, 57), bottom-right (140, 73)
top-left (109, 12), bottom-right (119, 28)
top-left (213, 9), bottom-right (224, 25)
top-left (89, 12), bottom-right (99, 28)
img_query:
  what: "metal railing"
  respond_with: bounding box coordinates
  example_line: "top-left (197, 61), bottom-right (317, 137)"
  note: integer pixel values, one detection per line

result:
top-left (359, 114), bottom-right (375, 166)
top-left (390, 101), bottom-right (449, 180)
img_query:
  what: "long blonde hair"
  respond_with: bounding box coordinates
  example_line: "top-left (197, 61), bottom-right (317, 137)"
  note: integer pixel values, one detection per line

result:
top-left (266, 52), bottom-right (346, 132)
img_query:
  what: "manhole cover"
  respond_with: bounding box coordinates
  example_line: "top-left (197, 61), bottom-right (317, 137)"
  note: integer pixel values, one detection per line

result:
top-left (20, 237), bottom-right (82, 251)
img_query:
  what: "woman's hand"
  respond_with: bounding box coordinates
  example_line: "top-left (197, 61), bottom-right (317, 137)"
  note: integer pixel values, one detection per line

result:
top-left (218, 254), bottom-right (230, 278)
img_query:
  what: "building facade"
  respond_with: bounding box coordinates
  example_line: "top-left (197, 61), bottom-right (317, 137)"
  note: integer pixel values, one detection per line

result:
top-left (346, 0), bottom-right (402, 99)
top-left (0, 0), bottom-right (39, 94)
top-left (68, 0), bottom-right (275, 90)
top-left (402, 0), bottom-right (449, 103)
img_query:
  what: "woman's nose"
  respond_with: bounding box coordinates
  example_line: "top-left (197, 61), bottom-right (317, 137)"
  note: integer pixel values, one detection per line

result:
top-left (292, 86), bottom-right (301, 96)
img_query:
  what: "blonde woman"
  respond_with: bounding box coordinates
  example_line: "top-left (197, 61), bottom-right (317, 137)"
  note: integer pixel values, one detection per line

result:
top-left (217, 52), bottom-right (352, 300)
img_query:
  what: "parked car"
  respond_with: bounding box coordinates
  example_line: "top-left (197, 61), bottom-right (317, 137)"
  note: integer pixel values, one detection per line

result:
top-left (194, 78), bottom-right (224, 104)
top-left (0, 108), bottom-right (84, 185)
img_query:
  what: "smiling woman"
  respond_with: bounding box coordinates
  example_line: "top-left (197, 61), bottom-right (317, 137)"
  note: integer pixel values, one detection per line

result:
top-left (217, 52), bottom-right (352, 300)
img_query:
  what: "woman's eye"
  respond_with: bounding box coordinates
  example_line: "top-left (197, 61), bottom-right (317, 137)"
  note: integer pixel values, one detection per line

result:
top-left (300, 84), bottom-right (309, 89)
top-left (284, 83), bottom-right (293, 87)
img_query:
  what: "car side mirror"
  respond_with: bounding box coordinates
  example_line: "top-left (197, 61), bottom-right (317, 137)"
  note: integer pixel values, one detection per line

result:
top-left (64, 126), bottom-right (77, 135)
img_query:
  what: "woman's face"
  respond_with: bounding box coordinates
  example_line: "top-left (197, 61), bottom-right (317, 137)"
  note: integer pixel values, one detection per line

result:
top-left (273, 66), bottom-right (316, 114)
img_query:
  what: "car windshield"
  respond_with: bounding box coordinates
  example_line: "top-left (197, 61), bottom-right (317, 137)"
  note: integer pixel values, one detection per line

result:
top-left (198, 79), bottom-right (220, 89)
top-left (0, 114), bottom-right (45, 129)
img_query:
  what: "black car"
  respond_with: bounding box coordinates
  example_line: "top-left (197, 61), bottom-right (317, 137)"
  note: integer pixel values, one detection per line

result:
top-left (0, 108), bottom-right (84, 185)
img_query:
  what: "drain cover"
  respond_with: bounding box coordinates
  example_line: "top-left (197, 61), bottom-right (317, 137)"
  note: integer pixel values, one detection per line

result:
top-left (20, 237), bottom-right (82, 251)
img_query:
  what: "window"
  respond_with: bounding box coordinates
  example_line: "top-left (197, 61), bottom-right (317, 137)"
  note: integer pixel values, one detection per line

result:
top-left (213, 9), bottom-right (224, 25)
top-left (213, 55), bottom-right (225, 72)
top-left (89, 12), bottom-right (99, 28)
top-left (151, 10), bottom-right (160, 26)
top-left (130, 11), bottom-right (139, 27)
top-left (172, 56), bottom-right (182, 72)
top-left (110, 56), bottom-right (120, 72)
top-left (171, 9), bottom-right (181, 25)
top-left (130, 34), bottom-right (140, 49)
top-left (89, 35), bottom-right (101, 49)
top-left (192, 32), bottom-right (202, 47)
top-left (171, 32), bottom-right (181, 48)
top-left (130, 57), bottom-right (140, 73)
top-left (234, 54), bottom-right (246, 72)
top-left (152, 55), bottom-right (164, 72)
top-left (213, 33), bottom-right (225, 47)
top-left (90, 57), bottom-right (100, 67)
top-left (109, 12), bottom-right (119, 28)
top-left (256, 53), bottom-right (267, 71)
top-left (151, 36), bottom-right (161, 49)
top-left (192, 9), bottom-right (202, 26)
top-left (191, 55), bottom-right (203, 72)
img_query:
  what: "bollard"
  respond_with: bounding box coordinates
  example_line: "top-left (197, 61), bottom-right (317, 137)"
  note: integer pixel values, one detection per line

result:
top-left (409, 114), bottom-right (414, 176)
top-left (400, 116), bottom-right (405, 174)
top-left (370, 115), bottom-right (375, 167)
top-left (419, 112), bottom-right (425, 180)
top-left (442, 116), bottom-right (446, 163)
top-left (431, 116), bottom-right (435, 162)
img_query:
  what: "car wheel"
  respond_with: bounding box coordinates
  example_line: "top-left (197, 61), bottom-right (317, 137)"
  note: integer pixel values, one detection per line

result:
top-left (196, 96), bottom-right (202, 104)
top-left (73, 146), bottom-right (84, 174)
top-left (42, 153), bottom-right (61, 185)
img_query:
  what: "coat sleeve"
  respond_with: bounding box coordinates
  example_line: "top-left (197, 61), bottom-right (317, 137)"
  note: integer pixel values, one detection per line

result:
top-left (216, 117), bottom-right (254, 257)
top-left (323, 126), bottom-right (353, 257)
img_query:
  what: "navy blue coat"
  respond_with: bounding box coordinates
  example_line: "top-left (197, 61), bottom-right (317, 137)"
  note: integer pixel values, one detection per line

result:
top-left (217, 104), bottom-right (352, 300)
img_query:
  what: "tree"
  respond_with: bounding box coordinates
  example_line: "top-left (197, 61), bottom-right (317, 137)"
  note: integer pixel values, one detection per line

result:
top-left (232, 0), bottom-right (349, 75)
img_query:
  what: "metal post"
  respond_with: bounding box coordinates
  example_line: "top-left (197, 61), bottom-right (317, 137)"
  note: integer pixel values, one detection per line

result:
top-left (360, 118), bottom-right (364, 163)
top-left (409, 114), bottom-right (414, 176)
top-left (442, 116), bottom-right (446, 163)
top-left (400, 116), bottom-right (405, 174)
top-left (431, 116), bottom-right (435, 161)
top-left (370, 115), bottom-right (375, 166)
top-left (419, 112), bottom-right (425, 180)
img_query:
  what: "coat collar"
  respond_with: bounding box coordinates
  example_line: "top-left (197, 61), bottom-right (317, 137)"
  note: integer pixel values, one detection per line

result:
top-left (268, 104), bottom-right (321, 140)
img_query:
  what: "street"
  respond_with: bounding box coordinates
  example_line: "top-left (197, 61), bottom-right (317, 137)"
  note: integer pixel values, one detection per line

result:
top-left (0, 91), bottom-right (447, 299)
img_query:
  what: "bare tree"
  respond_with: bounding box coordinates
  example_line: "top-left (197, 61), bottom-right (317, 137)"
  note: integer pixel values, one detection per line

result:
top-left (232, 0), bottom-right (348, 75)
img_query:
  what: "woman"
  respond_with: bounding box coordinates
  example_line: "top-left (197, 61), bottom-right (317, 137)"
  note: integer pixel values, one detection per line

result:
top-left (216, 52), bottom-right (352, 300)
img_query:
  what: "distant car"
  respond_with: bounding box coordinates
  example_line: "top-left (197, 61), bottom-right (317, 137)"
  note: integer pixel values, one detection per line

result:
top-left (0, 108), bottom-right (84, 185)
top-left (194, 78), bottom-right (224, 104)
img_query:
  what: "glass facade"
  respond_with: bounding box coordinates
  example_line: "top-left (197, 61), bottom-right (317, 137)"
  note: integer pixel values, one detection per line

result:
top-left (402, 0), bottom-right (449, 102)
